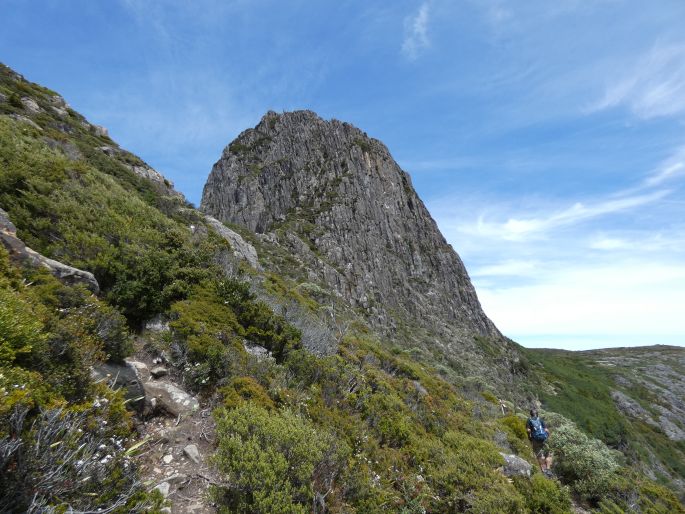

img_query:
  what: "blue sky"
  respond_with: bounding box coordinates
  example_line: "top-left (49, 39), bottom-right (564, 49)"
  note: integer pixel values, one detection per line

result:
top-left (2, 0), bottom-right (684, 350)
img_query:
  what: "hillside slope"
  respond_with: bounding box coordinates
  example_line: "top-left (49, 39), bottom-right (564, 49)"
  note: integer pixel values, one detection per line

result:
top-left (528, 345), bottom-right (685, 498)
top-left (0, 63), bottom-right (682, 512)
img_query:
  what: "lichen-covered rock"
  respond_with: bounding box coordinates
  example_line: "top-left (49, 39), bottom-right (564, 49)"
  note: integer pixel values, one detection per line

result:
top-left (143, 380), bottom-right (199, 417)
top-left (499, 452), bottom-right (533, 477)
top-left (20, 96), bottom-right (41, 114)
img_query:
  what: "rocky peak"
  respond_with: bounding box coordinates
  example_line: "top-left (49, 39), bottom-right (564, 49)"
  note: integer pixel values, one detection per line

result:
top-left (202, 111), bottom-right (505, 369)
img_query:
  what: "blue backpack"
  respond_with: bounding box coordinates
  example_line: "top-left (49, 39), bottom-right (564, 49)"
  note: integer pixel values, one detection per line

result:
top-left (529, 417), bottom-right (548, 441)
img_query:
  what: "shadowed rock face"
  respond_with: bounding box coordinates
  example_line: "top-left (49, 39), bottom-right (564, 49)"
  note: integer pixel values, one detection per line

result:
top-left (201, 111), bottom-right (506, 364)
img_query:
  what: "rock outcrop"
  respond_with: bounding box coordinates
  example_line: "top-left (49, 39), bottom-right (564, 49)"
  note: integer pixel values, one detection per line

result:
top-left (201, 111), bottom-right (516, 385)
top-left (201, 111), bottom-right (497, 336)
top-left (204, 215), bottom-right (261, 269)
top-left (0, 207), bottom-right (99, 293)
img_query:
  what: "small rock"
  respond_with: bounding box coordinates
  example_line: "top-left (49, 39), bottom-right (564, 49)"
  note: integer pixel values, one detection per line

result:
top-left (160, 508), bottom-right (172, 514)
top-left (162, 454), bottom-right (173, 464)
top-left (167, 473), bottom-right (188, 486)
top-left (153, 467), bottom-right (162, 474)
top-left (151, 366), bottom-right (168, 379)
top-left (154, 481), bottom-right (170, 498)
top-left (183, 443), bottom-right (201, 464)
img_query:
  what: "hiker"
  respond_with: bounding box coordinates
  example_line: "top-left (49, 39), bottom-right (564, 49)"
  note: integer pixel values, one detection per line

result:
top-left (527, 408), bottom-right (552, 476)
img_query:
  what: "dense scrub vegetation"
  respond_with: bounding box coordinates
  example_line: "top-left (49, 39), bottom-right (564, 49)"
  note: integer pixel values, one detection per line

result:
top-left (0, 249), bottom-right (163, 512)
top-left (1, 63), bottom-right (683, 512)
top-left (527, 348), bottom-right (685, 500)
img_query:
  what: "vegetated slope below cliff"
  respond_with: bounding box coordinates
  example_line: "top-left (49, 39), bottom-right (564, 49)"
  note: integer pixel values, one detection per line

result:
top-left (1, 63), bottom-right (682, 512)
top-left (527, 345), bottom-right (685, 499)
top-left (201, 110), bottom-right (530, 397)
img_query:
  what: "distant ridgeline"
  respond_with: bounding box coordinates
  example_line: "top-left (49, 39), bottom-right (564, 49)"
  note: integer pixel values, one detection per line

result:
top-left (0, 62), bottom-right (683, 512)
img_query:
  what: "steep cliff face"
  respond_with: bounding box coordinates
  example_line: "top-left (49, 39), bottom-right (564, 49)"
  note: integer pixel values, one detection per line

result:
top-left (201, 111), bottom-right (516, 384)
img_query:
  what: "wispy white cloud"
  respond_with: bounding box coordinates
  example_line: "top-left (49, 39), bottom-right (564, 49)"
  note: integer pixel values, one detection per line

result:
top-left (592, 43), bottom-right (685, 119)
top-left (456, 189), bottom-right (669, 241)
top-left (402, 2), bottom-right (430, 60)
top-left (644, 145), bottom-right (685, 186)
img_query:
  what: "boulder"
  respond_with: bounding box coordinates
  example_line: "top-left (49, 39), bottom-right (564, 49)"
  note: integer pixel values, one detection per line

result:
top-left (154, 481), bottom-right (170, 498)
top-left (92, 124), bottom-right (109, 137)
top-left (0, 207), bottom-right (99, 293)
top-left (499, 453), bottom-right (532, 477)
top-left (204, 215), bottom-right (261, 269)
top-left (20, 97), bottom-right (41, 114)
top-left (91, 361), bottom-right (145, 410)
top-left (143, 381), bottom-right (199, 417)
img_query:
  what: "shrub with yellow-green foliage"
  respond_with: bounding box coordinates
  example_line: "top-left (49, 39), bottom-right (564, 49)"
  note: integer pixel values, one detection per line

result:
top-left (168, 278), bottom-right (302, 389)
top-left (512, 474), bottom-right (572, 514)
top-left (221, 376), bottom-right (275, 410)
top-left (213, 403), bottom-right (346, 513)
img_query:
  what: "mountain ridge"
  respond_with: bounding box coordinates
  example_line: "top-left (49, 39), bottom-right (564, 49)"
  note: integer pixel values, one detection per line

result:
top-left (1, 62), bottom-right (683, 512)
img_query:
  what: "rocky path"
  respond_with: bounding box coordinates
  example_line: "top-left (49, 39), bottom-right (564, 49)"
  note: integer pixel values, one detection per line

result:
top-left (97, 351), bottom-right (220, 514)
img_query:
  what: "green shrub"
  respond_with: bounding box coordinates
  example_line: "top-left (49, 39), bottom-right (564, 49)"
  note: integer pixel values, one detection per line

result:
top-left (545, 413), bottom-right (621, 501)
top-left (0, 287), bottom-right (45, 366)
top-left (513, 474), bottom-right (572, 513)
top-left (213, 403), bottom-right (346, 513)
top-left (221, 376), bottom-right (274, 410)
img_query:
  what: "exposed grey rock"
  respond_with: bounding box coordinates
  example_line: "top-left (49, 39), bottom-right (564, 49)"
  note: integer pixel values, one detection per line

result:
top-left (48, 94), bottom-right (70, 117)
top-left (611, 390), bottom-right (659, 428)
top-left (126, 359), bottom-right (151, 382)
top-left (92, 124), bottom-right (109, 137)
top-left (0, 92), bottom-right (6, 103)
top-left (20, 96), bottom-right (41, 114)
top-left (91, 361), bottom-right (145, 410)
top-left (99, 145), bottom-right (120, 156)
top-left (145, 315), bottom-right (170, 332)
top-left (6, 113), bottom-right (42, 131)
top-left (499, 453), bottom-right (532, 477)
top-left (183, 443), bottom-right (201, 464)
top-left (143, 381), bottom-right (199, 417)
top-left (162, 454), bottom-right (173, 464)
top-left (243, 341), bottom-right (271, 359)
top-left (151, 366), bottom-right (168, 379)
top-left (166, 473), bottom-right (189, 485)
top-left (0, 207), bottom-right (99, 293)
top-left (201, 110), bottom-right (520, 387)
top-left (131, 164), bottom-right (167, 185)
top-left (204, 215), bottom-right (261, 269)
top-left (44, 137), bottom-right (82, 161)
top-left (154, 481), bottom-right (170, 498)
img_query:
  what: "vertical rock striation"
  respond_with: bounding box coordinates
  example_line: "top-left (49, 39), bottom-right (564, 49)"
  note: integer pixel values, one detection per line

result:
top-left (202, 111), bottom-right (517, 383)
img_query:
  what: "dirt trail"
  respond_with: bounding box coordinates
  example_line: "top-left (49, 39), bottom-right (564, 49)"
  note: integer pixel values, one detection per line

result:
top-left (127, 349), bottom-right (220, 514)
